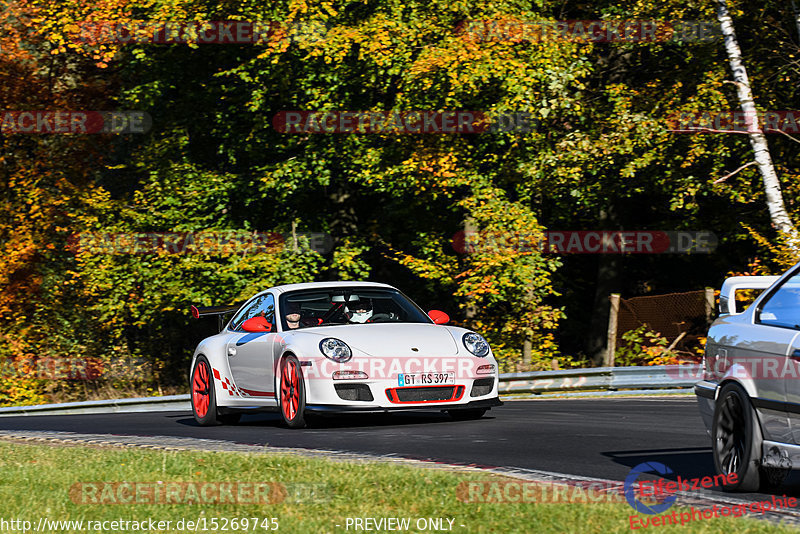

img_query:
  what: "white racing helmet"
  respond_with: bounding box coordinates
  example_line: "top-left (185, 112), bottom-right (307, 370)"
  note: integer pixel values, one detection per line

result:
top-left (346, 298), bottom-right (373, 323)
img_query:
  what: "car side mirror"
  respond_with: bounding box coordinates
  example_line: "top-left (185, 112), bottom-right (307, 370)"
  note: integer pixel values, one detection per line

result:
top-left (428, 310), bottom-right (449, 325)
top-left (242, 316), bottom-right (273, 333)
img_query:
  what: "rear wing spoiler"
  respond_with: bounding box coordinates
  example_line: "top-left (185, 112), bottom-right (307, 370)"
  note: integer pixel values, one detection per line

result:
top-left (190, 304), bottom-right (242, 331)
top-left (718, 276), bottom-right (780, 315)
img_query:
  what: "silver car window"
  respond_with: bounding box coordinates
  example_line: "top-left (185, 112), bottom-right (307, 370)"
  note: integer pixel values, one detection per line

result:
top-left (757, 274), bottom-right (800, 329)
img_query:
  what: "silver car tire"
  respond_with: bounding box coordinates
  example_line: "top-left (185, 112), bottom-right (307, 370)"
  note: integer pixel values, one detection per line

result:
top-left (712, 382), bottom-right (762, 492)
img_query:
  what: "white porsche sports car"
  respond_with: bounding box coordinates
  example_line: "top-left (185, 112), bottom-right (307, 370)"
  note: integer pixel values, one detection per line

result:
top-left (189, 282), bottom-right (502, 428)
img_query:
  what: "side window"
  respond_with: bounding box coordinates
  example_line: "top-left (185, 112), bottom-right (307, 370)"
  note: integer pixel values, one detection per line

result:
top-left (757, 274), bottom-right (800, 329)
top-left (230, 294), bottom-right (276, 331)
top-left (261, 294), bottom-right (276, 329)
top-left (229, 299), bottom-right (259, 331)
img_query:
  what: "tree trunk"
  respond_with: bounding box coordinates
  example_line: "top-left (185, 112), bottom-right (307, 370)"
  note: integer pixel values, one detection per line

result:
top-left (463, 216), bottom-right (478, 325)
top-left (522, 335), bottom-right (532, 365)
top-left (716, 0), bottom-right (799, 242)
top-left (586, 207), bottom-right (622, 365)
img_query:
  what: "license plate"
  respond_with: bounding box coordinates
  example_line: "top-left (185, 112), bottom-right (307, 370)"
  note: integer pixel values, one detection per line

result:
top-left (398, 372), bottom-right (455, 386)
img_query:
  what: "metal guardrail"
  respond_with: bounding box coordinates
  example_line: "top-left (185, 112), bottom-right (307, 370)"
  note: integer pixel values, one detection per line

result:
top-left (498, 364), bottom-right (702, 395)
top-left (0, 394), bottom-right (190, 417)
top-left (0, 365), bottom-right (702, 416)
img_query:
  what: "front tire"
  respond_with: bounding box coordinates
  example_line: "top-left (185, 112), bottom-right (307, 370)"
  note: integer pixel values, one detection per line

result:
top-left (712, 382), bottom-right (762, 491)
top-left (191, 356), bottom-right (219, 426)
top-left (279, 355), bottom-right (307, 429)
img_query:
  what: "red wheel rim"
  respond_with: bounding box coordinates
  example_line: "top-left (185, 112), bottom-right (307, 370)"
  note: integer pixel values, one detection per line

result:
top-left (281, 360), bottom-right (300, 421)
top-left (192, 361), bottom-right (210, 418)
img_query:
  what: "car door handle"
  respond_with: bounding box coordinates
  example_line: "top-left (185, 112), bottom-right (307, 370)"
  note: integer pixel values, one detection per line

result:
top-left (227, 347), bottom-right (237, 357)
top-left (791, 349), bottom-right (800, 361)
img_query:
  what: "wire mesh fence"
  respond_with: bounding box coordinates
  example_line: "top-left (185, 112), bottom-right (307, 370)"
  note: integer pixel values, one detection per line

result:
top-left (610, 289), bottom-right (713, 363)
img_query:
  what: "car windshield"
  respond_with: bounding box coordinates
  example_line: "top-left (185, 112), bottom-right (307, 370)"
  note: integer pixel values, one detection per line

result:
top-left (279, 287), bottom-right (431, 330)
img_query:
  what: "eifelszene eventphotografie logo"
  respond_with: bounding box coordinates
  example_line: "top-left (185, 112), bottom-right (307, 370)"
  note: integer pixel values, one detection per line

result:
top-left (624, 462), bottom-right (677, 515)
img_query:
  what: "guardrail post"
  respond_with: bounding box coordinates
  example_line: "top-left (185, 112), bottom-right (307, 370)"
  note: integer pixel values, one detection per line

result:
top-left (605, 294), bottom-right (620, 367)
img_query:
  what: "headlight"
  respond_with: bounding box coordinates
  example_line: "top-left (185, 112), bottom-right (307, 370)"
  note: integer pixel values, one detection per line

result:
top-left (462, 332), bottom-right (490, 357)
top-left (319, 338), bottom-right (352, 362)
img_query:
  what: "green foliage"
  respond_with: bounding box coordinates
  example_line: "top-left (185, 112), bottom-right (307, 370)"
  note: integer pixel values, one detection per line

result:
top-left (614, 326), bottom-right (674, 367)
top-left (2, 0), bottom-right (800, 404)
top-left (330, 237), bottom-right (373, 280)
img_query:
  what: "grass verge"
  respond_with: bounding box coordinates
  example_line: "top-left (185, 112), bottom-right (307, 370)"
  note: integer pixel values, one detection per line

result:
top-left (0, 440), bottom-right (794, 533)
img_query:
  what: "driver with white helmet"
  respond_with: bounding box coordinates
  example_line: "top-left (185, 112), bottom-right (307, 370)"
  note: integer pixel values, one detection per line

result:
top-left (346, 297), bottom-right (373, 323)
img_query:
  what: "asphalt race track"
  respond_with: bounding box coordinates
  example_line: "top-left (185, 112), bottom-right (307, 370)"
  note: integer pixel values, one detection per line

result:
top-left (2, 397), bottom-right (800, 504)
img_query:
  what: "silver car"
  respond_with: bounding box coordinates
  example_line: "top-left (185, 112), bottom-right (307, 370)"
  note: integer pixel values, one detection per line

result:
top-left (696, 266), bottom-right (800, 491)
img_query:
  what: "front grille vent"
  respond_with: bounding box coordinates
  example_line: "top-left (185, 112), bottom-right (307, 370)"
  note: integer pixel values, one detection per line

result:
top-left (334, 384), bottom-right (374, 401)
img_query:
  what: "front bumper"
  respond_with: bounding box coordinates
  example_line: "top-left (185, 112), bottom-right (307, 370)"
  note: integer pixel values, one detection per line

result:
top-left (694, 380), bottom-right (717, 434)
top-left (301, 354), bottom-right (500, 409)
top-left (305, 397), bottom-right (503, 414)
